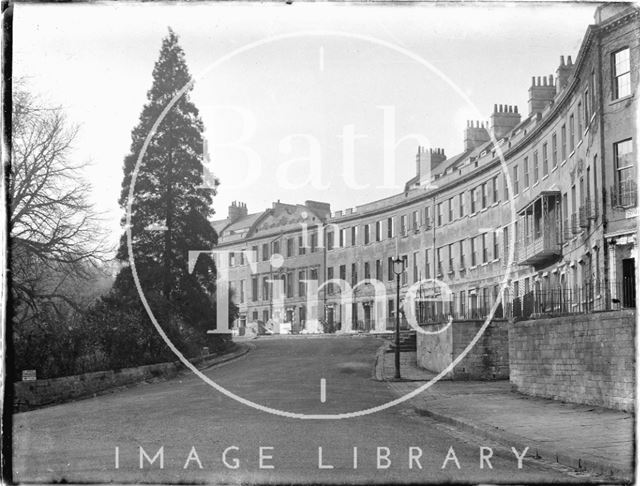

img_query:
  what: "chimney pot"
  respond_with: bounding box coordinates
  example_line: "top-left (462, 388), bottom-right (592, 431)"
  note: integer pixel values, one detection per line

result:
top-left (490, 102), bottom-right (522, 140)
top-left (228, 200), bottom-right (248, 222)
top-left (560, 55), bottom-right (565, 66)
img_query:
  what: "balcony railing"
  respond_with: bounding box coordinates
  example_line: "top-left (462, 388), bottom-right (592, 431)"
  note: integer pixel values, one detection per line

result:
top-left (611, 179), bottom-right (638, 208)
top-left (517, 191), bottom-right (562, 266)
top-left (518, 231), bottom-right (562, 266)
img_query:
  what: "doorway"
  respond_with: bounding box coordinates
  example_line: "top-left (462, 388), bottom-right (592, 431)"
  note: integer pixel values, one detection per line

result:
top-left (363, 304), bottom-right (372, 332)
top-left (622, 258), bottom-right (636, 308)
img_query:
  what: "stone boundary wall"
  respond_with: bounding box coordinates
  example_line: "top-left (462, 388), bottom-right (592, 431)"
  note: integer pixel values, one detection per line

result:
top-left (12, 349), bottom-right (236, 413)
top-left (509, 310), bottom-right (635, 411)
top-left (417, 319), bottom-right (509, 380)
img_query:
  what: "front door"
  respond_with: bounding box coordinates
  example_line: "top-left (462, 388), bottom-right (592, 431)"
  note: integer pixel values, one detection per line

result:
top-left (363, 304), bottom-right (372, 331)
top-left (622, 258), bottom-right (636, 308)
top-left (326, 306), bottom-right (334, 324)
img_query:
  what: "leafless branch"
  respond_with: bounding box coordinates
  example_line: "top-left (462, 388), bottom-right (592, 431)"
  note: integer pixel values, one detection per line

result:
top-left (10, 85), bottom-right (111, 325)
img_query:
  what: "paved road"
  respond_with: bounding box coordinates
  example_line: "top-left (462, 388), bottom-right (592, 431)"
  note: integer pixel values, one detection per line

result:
top-left (13, 335), bottom-right (596, 483)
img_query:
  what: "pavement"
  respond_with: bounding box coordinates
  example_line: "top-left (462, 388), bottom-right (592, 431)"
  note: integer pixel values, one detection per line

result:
top-left (11, 335), bottom-right (600, 484)
top-left (377, 346), bottom-right (635, 481)
top-left (199, 342), bottom-right (252, 369)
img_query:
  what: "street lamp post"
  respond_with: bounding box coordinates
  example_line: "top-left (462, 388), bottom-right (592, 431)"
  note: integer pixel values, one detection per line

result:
top-left (392, 256), bottom-right (405, 380)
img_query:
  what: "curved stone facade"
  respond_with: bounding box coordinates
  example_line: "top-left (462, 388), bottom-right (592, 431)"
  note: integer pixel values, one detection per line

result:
top-left (214, 5), bottom-right (638, 333)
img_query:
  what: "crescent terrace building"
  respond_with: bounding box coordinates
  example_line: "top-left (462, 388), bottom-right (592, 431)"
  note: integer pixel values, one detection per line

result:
top-left (213, 4), bottom-right (638, 334)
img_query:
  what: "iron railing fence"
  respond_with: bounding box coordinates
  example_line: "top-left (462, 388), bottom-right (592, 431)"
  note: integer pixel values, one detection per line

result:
top-left (331, 282), bottom-right (635, 331)
top-left (384, 316), bottom-right (411, 331)
top-left (414, 306), bottom-right (504, 324)
top-left (408, 282), bottom-right (635, 325)
top-left (512, 281), bottom-right (635, 319)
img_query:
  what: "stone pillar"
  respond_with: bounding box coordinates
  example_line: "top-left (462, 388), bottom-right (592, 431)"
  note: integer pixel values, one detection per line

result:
top-left (342, 302), bottom-right (352, 332)
top-left (375, 299), bottom-right (387, 332)
top-left (609, 243), bottom-right (617, 301)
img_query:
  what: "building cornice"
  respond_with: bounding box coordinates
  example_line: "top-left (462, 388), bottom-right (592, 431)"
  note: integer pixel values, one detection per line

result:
top-left (330, 7), bottom-right (639, 224)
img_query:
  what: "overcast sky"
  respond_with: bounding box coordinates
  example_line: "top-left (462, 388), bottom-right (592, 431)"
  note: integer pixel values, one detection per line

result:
top-left (14, 2), bottom-right (596, 248)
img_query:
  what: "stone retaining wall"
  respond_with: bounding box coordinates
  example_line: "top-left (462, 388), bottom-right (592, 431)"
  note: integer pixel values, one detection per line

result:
top-left (12, 349), bottom-right (235, 413)
top-left (509, 310), bottom-right (635, 411)
top-left (417, 319), bottom-right (510, 380)
top-left (13, 362), bottom-right (180, 412)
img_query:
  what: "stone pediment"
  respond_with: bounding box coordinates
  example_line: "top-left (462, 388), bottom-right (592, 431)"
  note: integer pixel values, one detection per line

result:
top-left (252, 205), bottom-right (310, 235)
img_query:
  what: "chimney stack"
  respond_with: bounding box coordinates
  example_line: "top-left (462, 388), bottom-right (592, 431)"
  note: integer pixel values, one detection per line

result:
top-left (464, 120), bottom-right (490, 150)
top-left (490, 104), bottom-right (521, 140)
top-left (529, 74), bottom-right (556, 115)
top-left (416, 146), bottom-right (447, 185)
top-left (305, 200), bottom-right (331, 219)
top-left (555, 55), bottom-right (574, 94)
top-left (228, 201), bottom-right (248, 222)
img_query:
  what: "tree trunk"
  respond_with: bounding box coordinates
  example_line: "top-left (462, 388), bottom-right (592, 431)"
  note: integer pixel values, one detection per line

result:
top-left (163, 144), bottom-right (173, 300)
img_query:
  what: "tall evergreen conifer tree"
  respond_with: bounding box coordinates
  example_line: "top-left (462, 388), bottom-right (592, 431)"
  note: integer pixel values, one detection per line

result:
top-left (111, 29), bottom-right (231, 346)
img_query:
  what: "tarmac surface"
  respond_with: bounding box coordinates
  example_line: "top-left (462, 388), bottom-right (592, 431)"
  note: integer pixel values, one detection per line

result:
top-left (12, 335), bottom-right (622, 483)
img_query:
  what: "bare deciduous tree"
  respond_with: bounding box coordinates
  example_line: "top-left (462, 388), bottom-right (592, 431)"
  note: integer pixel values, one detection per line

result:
top-left (9, 86), bottom-right (109, 326)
